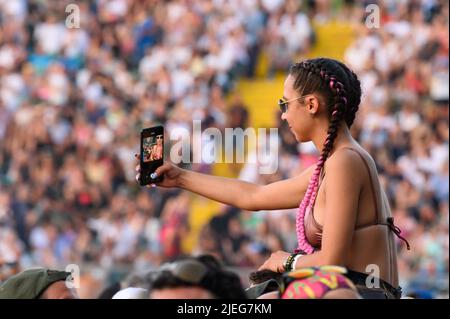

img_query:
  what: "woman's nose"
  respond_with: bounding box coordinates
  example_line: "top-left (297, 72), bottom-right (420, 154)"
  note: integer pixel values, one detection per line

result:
top-left (281, 112), bottom-right (287, 121)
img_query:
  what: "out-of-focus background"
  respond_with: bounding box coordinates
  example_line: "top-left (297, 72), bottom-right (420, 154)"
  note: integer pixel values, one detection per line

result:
top-left (0, 0), bottom-right (448, 299)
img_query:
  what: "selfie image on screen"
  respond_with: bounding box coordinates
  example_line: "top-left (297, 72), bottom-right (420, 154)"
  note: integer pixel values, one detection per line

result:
top-left (143, 135), bottom-right (163, 163)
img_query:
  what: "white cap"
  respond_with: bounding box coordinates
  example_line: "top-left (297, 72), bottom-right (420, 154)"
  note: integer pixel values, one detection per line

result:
top-left (112, 287), bottom-right (148, 299)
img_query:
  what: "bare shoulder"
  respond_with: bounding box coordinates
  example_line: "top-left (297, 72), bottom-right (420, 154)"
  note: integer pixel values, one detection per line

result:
top-left (325, 147), bottom-right (368, 171)
top-left (323, 147), bottom-right (369, 186)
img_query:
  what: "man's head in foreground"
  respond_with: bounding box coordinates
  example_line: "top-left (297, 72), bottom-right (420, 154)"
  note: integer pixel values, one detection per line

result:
top-left (150, 255), bottom-right (247, 299)
top-left (0, 268), bottom-right (79, 299)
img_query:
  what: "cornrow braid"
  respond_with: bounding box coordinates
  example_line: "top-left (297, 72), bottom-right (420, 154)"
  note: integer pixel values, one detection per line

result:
top-left (334, 60), bottom-right (361, 127)
top-left (289, 58), bottom-right (359, 254)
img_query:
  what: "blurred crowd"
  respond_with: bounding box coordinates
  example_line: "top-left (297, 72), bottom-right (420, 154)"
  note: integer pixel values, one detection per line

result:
top-left (0, 0), bottom-right (448, 298)
top-left (344, 0), bottom-right (449, 297)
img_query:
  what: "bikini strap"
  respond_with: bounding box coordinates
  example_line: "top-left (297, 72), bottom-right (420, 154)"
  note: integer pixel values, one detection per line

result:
top-left (380, 217), bottom-right (411, 250)
top-left (341, 147), bottom-right (380, 224)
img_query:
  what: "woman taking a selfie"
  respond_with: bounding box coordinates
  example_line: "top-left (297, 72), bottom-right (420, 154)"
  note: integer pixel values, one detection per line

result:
top-left (136, 58), bottom-right (410, 299)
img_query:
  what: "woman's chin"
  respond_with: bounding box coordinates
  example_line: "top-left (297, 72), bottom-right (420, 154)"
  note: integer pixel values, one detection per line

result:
top-left (292, 131), bottom-right (301, 142)
top-left (289, 128), bottom-right (304, 142)
top-left (294, 134), bottom-right (308, 143)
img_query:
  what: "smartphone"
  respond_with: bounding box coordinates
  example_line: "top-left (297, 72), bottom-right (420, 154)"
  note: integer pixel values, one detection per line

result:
top-left (140, 125), bottom-right (164, 186)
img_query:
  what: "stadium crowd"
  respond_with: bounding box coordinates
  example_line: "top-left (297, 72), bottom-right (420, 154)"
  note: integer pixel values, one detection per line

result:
top-left (0, 0), bottom-right (448, 298)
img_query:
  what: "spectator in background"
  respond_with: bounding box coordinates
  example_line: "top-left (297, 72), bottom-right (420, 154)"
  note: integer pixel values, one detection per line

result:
top-left (0, 268), bottom-right (78, 299)
top-left (150, 255), bottom-right (247, 299)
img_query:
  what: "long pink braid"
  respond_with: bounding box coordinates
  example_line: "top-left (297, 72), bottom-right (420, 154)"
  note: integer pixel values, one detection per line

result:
top-left (293, 62), bottom-right (349, 255)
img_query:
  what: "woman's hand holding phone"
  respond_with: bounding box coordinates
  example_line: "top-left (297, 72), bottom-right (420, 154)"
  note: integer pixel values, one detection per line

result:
top-left (135, 155), bottom-right (184, 188)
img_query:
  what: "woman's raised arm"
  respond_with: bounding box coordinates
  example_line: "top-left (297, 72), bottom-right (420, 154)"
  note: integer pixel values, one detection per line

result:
top-left (146, 161), bottom-right (315, 211)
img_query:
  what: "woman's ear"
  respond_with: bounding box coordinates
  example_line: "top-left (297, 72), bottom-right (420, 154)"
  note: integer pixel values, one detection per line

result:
top-left (306, 95), bottom-right (321, 116)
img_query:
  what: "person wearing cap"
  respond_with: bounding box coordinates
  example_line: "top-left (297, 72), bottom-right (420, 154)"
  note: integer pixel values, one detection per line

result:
top-left (0, 268), bottom-right (79, 299)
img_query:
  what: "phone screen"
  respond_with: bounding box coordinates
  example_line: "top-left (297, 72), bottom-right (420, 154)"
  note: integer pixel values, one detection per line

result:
top-left (140, 125), bottom-right (164, 186)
